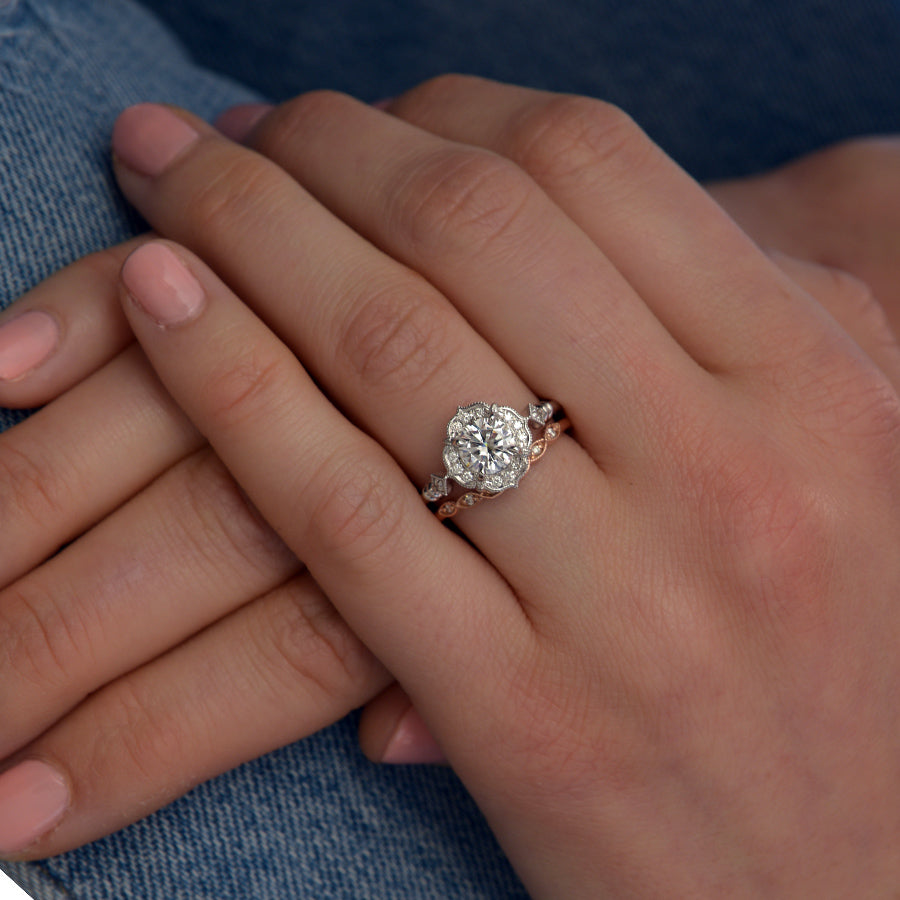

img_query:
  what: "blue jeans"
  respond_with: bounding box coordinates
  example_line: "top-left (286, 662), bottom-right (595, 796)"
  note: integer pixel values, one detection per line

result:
top-left (1, 1), bottom-right (899, 896)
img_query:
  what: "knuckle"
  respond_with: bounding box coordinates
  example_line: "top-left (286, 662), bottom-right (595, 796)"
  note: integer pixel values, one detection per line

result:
top-left (188, 152), bottom-right (290, 238)
top-left (251, 578), bottom-right (380, 703)
top-left (393, 73), bottom-right (477, 116)
top-left (97, 678), bottom-right (190, 788)
top-left (176, 451), bottom-right (296, 579)
top-left (825, 268), bottom-right (899, 356)
top-left (822, 266), bottom-right (873, 313)
top-left (308, 454), bottom-right (405, 570)
top-left (254, 90), bottom-right (353, 162)
top-left (789, 330), bottom-right (900, 456)
top-left (202, 343), bottom-right (294, 432)
top-left (391, 147), bottom-right (535, 258)
top-left (338, 278), bottom-right (455, 394)
top-left (510, 96), bottom-right (650, 181)
top-left (0, 435), bottom-right (72, 535)
top-left (829, 367), bottom-right (900, 469)
top-left (508, 95), bottom-right (654, 191)
top-left (0, 581), bottom-right (89, 691)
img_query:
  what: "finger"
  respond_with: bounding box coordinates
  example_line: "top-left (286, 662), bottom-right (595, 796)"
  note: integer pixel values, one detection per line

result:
top-left (359, 683), bottom-right (447, 765)
top-left (241, 92), bottom-right (707, 459)
top-left (215, 102), bottom-right (272, 143)
top-left (381, 75), bottom-right (836, 379)
top-left (0, 572), bottom-right (389, 859)
top-left (110, 105), bottom-right (605, 606)
top-left (769, 253), bottom-right (900, 390)
top-left (0, 345), bottom-right (202, 587)
top-left (709, 139), bottom-right (900, 348)
top-left (0, 237), bottom-right (149, 408)
top-left (118, 240), bottom-right (531, 733)
top-left (0, 447), bottom-right (299, 761)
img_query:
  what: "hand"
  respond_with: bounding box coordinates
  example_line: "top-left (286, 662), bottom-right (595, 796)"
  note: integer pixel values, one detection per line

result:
top-left (358, 116), bottom-right (900, 759)
top-left (1, 89), bottom-right (898, 861)
top-left (0, 248), bottom-right (388, 858)
top-left (73, 77), bottom-right (900, 896)
top-left (709, 136), bottom-right (900, 323)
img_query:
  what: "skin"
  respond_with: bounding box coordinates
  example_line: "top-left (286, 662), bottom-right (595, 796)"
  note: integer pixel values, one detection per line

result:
top-left (0, 77), bottom-right (899, 879)
top-left (111, 82), bottom-right (900, 897)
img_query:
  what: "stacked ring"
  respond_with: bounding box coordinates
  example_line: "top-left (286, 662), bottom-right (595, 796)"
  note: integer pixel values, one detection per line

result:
top-left (422, 400), bottom-right (569, 520)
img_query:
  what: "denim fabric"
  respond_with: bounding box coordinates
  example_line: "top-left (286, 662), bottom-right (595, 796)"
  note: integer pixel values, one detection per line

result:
top-left (5, 725), bottom-right (525, 900)
top-left (142, 0), bottom-right (900, 180)
top-left (1, 0), bottom-right (899, 897)
top-left (0, 0), bottom-right (259, 432)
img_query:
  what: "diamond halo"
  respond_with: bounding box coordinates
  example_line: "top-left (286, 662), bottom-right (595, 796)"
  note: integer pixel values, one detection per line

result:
top-left (422, 400), bottom-right (566, 518)
top-left (442, 402), bottom-right (532, 493)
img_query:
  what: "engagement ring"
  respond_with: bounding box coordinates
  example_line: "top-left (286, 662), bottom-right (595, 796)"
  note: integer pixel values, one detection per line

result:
top-left (422, 400), bottom-right (567, 519)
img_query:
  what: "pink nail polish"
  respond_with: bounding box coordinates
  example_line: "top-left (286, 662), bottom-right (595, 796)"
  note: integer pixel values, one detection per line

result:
top-left (0, 311), bottom-right (59, 380)
top-left (122, 243), bottom-right (206, 326)
top-left (380, 707), bottom-right (447, 765)
top-left (0, 760), bottom-right (69, 856)
top-left (214, 103), bottom-right (274, 142)
top-left (112, 103), bottom-right (200, 177)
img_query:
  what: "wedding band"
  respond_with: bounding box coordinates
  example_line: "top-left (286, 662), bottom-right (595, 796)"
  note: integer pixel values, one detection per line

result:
top-left (422, 401), bottom-right (568, 520)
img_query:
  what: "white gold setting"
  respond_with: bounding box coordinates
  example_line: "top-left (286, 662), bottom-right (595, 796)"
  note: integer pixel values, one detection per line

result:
top-left (422, 400), bottom-right (567, 519)
top-left (444, 402), bottom-right (532, 493)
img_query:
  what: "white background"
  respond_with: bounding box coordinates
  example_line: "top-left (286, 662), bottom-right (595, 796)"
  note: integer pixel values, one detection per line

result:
top-left (0, 872), bottom-right (34, 899)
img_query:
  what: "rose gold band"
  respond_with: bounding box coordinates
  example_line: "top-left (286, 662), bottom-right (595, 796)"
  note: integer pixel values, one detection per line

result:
top-left (433, 415), bottom-right (570, 520)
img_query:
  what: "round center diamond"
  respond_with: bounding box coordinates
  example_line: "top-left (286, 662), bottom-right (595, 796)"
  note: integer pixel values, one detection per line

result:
top-left (456, 414), bottom-right (517, 476)
top-left (443, 403), bottom-right (533, 493)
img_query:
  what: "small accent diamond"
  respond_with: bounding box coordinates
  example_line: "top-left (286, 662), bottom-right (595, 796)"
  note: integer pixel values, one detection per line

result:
top-left (528, 402), bottom-right (553, 426)
top-left (423, 474), bottom-right (449, 502)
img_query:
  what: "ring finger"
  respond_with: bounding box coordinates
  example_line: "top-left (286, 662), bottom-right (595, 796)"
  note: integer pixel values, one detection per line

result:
top-left (119, 239), bottom-right (531, 713)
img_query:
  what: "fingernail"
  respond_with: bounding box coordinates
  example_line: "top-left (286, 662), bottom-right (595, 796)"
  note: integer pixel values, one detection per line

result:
top-left (215, 103), bottom-right (273, 142)
top-left (371, 97), bottom-right (395, 110)
top-left (380, 707), bottom-right (447, 765)
top-left (112, 103), bottom-right (200, 177)
top-left (122, 243), bottom-right (206, 326)
top-left (0, 311), bottom-right (59, 380)
top-left (0, 760), bottom-right (69, 856)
